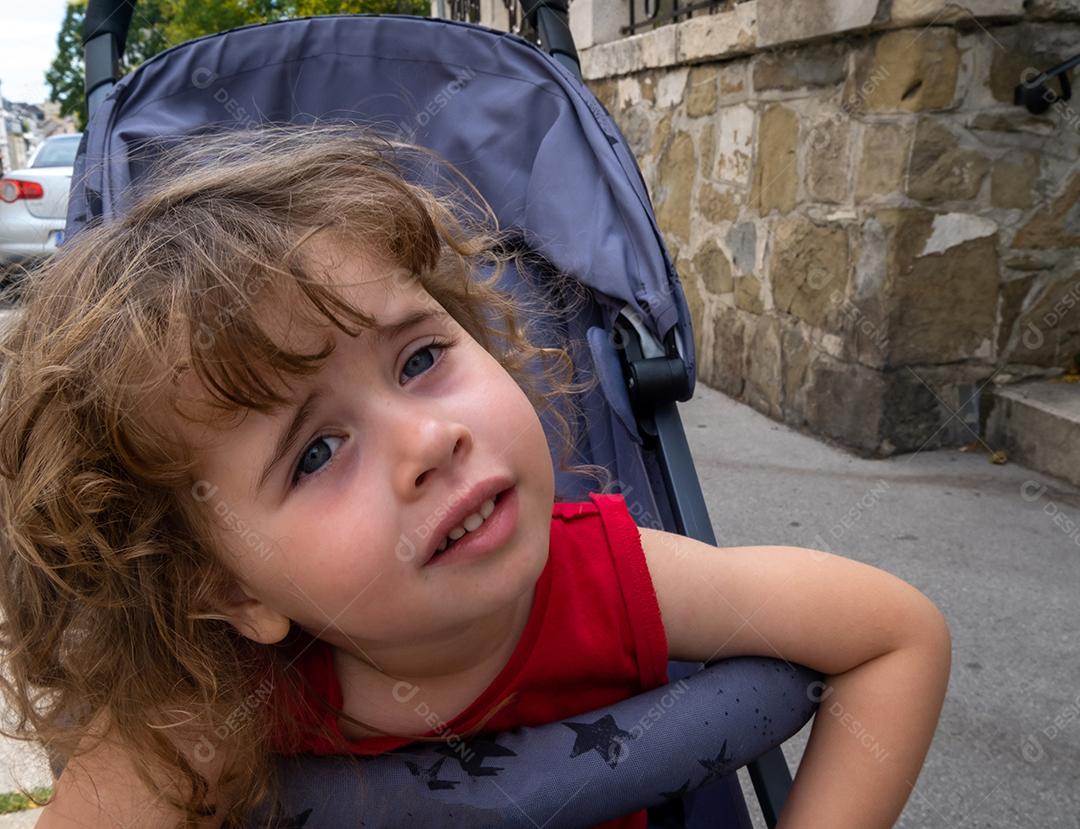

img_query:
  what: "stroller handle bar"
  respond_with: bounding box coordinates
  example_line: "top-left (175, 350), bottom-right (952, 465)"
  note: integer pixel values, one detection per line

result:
top-left (82, 0), bottom-right (136, 116)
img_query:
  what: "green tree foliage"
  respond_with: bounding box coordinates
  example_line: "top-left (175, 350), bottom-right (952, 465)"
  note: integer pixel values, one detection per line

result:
top-left (44, 1), bottom-right (91, 128)
top-left (46, 0), bottom-right (429, 129)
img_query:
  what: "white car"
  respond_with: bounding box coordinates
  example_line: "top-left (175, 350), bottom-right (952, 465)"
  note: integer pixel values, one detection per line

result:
top-left (0, 133), bottom-right (82, 269)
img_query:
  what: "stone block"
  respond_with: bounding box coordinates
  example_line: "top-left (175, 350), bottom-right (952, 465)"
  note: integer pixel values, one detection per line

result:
top-left (677, 2), bottom-right (757, 63)
top-left (717, 63), bottom-right (749, 99)
top-left (586, 79), bottom-right (617, 114)
top-left (616, 76), bottom-right (644, 108)
top-left (580, 24), bottom-right (677, 80)
top-left (752, 41), bottom-right (848, 92)
top-left (989, 380), bottom-right (1080, 489)
top-left (656, 68), bottom-right (689, 108)
top-left (639, 73), bottom-right (657, 104)
top-left (692, 238), bottom-right (734, 295)
top-left (802, 355), bottom-right (888, 454)
top-left (880, 365), bottom-right (960, 453)
top-left (708, 304), bottom-right (746, 398)
top-left (780, 321), bottom-right (811, 415)
top-left (906, 118), bottom-right (989, 203)
top-left (844, 28), bottom-right (960, 113)
top-left (1011, 173), bottom-right (1080, 249)
top-left (769, 216), bottom-right (851, 329)
top-left (989, 35), bottom-right (1077, 104)
top-left (698, 183), bottom-right (740, 224)
top-left (698, 122), bottom-right (714, 178)
top-left (686, 65), bottom-right (719, 118)
top-left (743, 314), bottom-right (783, 417)
top-left (855, 121), bottom-right (912, 201)
top-left (734, 274), bottom-right (765, 313)
top-left (877, 208), bottom-right (1000, 364)
top-left (638, 25), bottom-right (679, 69)
top-left (726, 222), bottom-right (757, 274)
top-left (750, 103), bottom-right (798, 213)
top-left (921, 209), bottom-right (998, 249)
top-left (757, 0), bottom-right (878, 48)
top-left (888, 0), bottom-right (1024, 26)
top-left (836, 291), bottom-right (891, 369)
top-left (844, 218), bottom-right (892, 368)
top-left (654, 130), bottom-right (696, 243)
top-left (991, 152), bottom-right (1040, 209)
top-left (677, 257), bottom-right (707, 355)
top-left (649, 110), bottom-right (674, 158)
top-left (1003, 273), bottom-right (1080, 367)
top-left (805, 116), bottom-right (851, 204)
top-left (996, 274), bottom-right (1036, 357)
top-left (613, 106), bottom-right (652, 161)
top-left (711, 104), bottom-right (756, 186)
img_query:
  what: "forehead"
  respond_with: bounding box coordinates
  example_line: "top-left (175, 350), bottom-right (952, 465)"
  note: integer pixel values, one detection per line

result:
top-left (263, 238), bottom-right (424, 352)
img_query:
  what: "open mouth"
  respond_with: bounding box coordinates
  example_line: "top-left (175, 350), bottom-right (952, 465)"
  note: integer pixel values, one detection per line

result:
top-left (428, 487), bottom-right (512, 563)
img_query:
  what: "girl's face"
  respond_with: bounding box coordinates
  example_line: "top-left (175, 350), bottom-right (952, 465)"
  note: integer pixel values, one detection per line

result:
top-left (183, 240), bottom-right (555, 660)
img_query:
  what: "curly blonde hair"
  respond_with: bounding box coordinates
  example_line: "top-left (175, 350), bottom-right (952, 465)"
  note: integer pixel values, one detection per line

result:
top-left (0, 124), bottom-right (609, 826)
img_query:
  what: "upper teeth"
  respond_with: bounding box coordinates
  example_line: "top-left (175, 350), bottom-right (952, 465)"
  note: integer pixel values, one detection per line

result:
top-left (437, 498), bottom-right (496, 552)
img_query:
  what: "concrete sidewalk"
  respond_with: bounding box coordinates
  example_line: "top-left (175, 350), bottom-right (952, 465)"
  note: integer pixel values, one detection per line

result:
top-left (678, 385), bottom-right (1080, 829)
top-left (0, 379), bottom-right (1076, 827)
top-left (0, 811), bottom-right (40, 828)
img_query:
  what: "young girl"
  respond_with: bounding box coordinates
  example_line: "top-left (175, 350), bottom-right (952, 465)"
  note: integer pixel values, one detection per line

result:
top-left (0, 125), bottom-right (950, 829)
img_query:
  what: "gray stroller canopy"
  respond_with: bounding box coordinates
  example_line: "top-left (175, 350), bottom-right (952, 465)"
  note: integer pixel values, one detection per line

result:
top-left (66, 13), bottom-right (821, 827)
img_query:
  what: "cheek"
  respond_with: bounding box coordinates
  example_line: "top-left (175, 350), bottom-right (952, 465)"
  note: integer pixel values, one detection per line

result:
top-left (238, 519), bottom-right (394, 620)
top-left (297, 524), bottom-right (391, 586)
top-left (472, 353), bottom-right (543, 431)
top-left (495, 377), bottom-right (551, 461)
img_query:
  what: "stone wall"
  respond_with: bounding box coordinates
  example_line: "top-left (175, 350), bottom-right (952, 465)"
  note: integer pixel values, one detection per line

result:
top-left (565, 0), bottom-right (1080, 456)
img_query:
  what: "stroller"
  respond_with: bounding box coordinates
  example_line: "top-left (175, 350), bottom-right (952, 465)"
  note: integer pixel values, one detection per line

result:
top-left (68, 2), bottom-right (822, 826)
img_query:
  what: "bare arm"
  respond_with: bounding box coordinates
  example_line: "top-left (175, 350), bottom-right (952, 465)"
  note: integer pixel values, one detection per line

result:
top-left (639, 528), bottom-right (952, 829)
top-left (36, 714), bottom-right (234, 829)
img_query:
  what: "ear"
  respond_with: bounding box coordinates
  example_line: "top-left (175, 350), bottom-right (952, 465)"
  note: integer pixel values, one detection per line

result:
top-left (215, 581), bottom-right (291, 645)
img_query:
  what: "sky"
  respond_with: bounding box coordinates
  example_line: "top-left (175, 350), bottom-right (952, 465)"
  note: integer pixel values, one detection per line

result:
top-left (0, 0), bottom-right (71, 104)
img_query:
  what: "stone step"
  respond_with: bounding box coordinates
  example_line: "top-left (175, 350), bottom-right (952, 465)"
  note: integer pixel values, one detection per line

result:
top-left (987, 379), bottom-right (1080, 488)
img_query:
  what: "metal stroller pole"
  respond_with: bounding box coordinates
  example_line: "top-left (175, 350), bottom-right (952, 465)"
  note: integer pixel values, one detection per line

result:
top-left (83, 0), bottom-right (137, 120)
top-left (522, 0), bottom-right (581, 80)
top-left (615, 314), bottom-right (797, 828)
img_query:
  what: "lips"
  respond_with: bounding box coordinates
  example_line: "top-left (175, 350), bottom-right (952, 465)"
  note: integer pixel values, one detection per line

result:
top-left (420, 475), bottom-right (515, 566)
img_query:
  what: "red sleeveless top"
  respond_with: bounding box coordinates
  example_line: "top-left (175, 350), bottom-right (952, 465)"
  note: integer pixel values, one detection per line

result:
top-left (273, 492), bottom-right (669, 828)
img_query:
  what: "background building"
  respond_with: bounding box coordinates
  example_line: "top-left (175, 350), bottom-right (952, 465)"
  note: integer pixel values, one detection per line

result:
top-left (0, 81), bottom-right (78, 174)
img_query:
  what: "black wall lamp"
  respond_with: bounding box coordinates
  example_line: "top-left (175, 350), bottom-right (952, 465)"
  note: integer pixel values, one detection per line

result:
top-left (1015, 53), bottom-right (1080, 114)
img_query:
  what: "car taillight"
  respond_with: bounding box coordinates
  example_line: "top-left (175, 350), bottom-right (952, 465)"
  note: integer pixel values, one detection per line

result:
top-left (0, 179), bottom-right (45, 203)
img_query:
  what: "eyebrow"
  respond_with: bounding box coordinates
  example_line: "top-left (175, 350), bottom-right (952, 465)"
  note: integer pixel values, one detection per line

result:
top-left (253, 307), bottom-right (444, 496)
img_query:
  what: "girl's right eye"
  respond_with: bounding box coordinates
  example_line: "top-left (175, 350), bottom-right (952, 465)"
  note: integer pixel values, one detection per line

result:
top-left (289, 337), bottom-right (456, 488)
top-left (292, 435), bottom-right (345, 487)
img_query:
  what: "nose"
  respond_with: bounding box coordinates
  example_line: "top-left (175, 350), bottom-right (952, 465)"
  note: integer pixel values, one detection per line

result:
top-left (393, 409), bottom-right (472, 497)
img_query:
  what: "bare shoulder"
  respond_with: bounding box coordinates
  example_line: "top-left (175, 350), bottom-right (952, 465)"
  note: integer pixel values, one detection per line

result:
top-left (637, 526), bottom-right (950, 674)
top-left (36, 711), bottom-right (234, 829)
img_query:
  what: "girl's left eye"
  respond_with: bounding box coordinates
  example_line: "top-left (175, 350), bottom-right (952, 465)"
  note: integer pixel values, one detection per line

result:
top-left (399, 336), bottom-right (453, 384)
top-left (289, 336), bottom-right (456, 488)
top-left (401, 336), bottom-right (452, 382)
